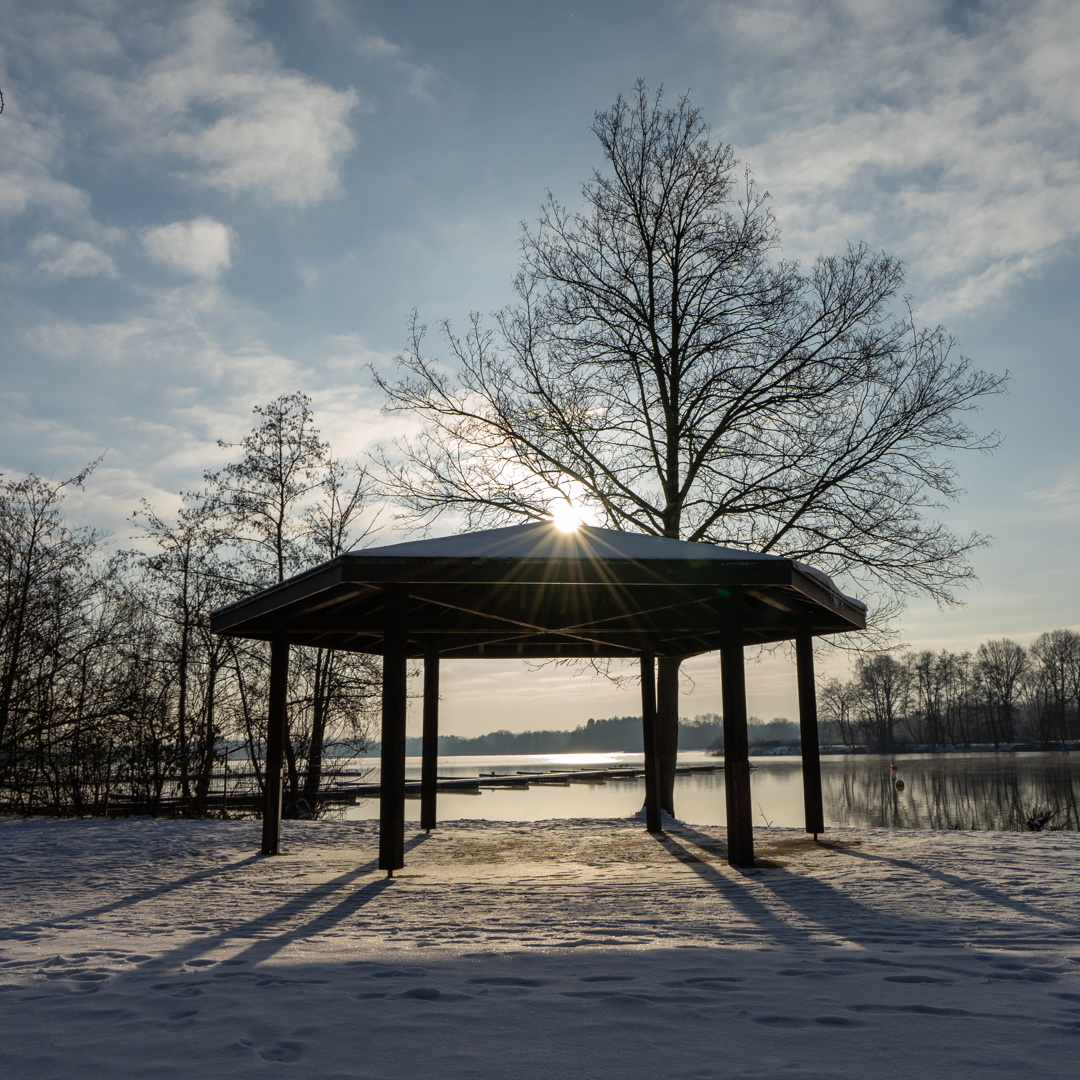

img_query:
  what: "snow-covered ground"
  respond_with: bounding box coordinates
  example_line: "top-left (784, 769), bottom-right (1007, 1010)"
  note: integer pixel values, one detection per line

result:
top-left (2, 815), bottom-right (1078, 1079)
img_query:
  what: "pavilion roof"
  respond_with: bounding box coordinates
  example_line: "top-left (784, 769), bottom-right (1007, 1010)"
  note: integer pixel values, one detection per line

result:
top-left (210, 521), bottom-right (866, 658)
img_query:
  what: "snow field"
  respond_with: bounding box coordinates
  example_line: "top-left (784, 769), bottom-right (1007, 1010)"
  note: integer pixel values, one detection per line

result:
top-left (1, 816), bottom-right (1078, 1079)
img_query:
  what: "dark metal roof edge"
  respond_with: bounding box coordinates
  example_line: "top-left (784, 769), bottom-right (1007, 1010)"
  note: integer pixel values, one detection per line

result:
top-left (787, 563), bottom-right (866, 628)
top-left (209, 558), bottom-right (347, 631)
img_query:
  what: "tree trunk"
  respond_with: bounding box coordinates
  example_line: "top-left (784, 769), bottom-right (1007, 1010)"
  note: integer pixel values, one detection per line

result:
top-left (655, 656), bottom-right (682, 815)
top-left (176, 619), bottom-right (192, 801)
top-left (194, 661), bottom-right (219, 810)
top-left (303, 650), bottom-right (330, 805)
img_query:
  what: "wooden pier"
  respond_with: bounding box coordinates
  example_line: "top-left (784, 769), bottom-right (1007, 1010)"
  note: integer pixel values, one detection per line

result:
top-left (106, 762), bottom-right (727, 816)
top-left (334, 762), bottom-right (726, 799)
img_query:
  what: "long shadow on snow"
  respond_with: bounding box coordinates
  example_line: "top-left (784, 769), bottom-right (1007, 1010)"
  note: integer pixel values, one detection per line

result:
top-left (147, 831), bottom-right (430, 970)
top-left (836, 842), bottom-right (1080, 929)
top-left (662, 822), bottom-right (1080, 949)
top-left (0, 854), bottom-right (262, 938)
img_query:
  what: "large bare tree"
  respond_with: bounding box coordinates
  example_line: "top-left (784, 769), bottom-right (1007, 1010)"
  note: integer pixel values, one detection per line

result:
top-left (376, 83), bottom-right (1006, 812)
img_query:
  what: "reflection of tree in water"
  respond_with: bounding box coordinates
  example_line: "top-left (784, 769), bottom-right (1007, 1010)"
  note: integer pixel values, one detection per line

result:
top-left (822, 754), bottom-right (1080, 831)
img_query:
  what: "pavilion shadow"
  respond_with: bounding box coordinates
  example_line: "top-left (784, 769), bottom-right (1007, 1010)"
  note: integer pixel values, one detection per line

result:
top-left (1, 854), bottom-right (262, 940)
top-left (653, 824), bottom-right (970, 949)
top-left (833, 843), bottom-right (1080, 929)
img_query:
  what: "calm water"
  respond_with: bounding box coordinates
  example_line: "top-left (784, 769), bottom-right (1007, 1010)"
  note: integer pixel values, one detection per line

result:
top-left (341, 750), bottom-right (1080, 831)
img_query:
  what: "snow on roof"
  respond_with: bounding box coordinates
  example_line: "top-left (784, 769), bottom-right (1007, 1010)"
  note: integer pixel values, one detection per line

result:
top-left (349, 521), bottom-right (866, 612)
top-left (350, 521), bottom-right (783, 563)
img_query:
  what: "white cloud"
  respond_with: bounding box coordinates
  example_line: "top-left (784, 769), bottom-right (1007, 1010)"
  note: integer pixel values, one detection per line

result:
top-left (23, 280), bottom-right (292, 379)
top-left (121, 0), bottom-right (359, 205)
top-left (696, 0), bottom-right (1080, 317)
top-left (6, 0), bottom-right (359, 209)
top-left (1031, 467), bottom-right (1080, 522)
top-left (0, 398), bottom-right (106, 468)
top-left (142, 217), bottom-right (232, 278)
top-left (313, 0), bottom-right (438, 101)
top-left (0, 109), bottom-right (96, 224)
top-left (28, 233), bottom-right (117, 280)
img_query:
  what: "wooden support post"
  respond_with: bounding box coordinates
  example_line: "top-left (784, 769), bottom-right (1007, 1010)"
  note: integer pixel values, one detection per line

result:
top-left (720, 637), bottom-right (755, 867)
top-left (420, 651), bottom-right (439, 832)
top-left (640, 651), bottom-right (662, 834)
top-left (796, 631), bottom-right (825, 838)
top-left (261, 636), bottom-right (289, 857)
top-left (379, 589), bottom-right (408, 875)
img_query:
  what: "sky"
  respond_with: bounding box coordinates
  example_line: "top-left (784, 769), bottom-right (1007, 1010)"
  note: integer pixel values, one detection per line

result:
top-left (1, 0), bottom-right (1078, 736)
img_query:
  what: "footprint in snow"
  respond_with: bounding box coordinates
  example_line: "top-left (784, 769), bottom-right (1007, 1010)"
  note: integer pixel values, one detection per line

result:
top-left (751, 1014), bottom-right (813, 1027)
top-left (850, 1002), bottom-right (973, 1017)
top-left (468, 976), bottom-right (547, 986)
top-left (984, 970), bottom-right (1057, 983)
top-left (883, 974), bottom-right (956, 984)
top-left (239, 1039), bottom-right (307, 1063)
top-left (39, 955), bottom-right (75, 967)
top-left (399, 986), bottom-right (474, 1002)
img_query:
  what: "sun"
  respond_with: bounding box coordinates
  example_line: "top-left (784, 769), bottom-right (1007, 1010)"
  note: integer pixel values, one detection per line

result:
top-left (550, 500), bottom-right (583, 533)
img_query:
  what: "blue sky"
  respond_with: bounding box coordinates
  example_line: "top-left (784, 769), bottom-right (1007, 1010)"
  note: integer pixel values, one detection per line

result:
top-left (2, 0), bottom-right (1077, 734)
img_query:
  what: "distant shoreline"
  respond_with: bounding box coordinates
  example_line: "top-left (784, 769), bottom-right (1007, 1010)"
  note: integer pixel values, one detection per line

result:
top-left (353, 742), bottom-right (1080, 759)
top-left (739, 741), bottom-right (1080, 757)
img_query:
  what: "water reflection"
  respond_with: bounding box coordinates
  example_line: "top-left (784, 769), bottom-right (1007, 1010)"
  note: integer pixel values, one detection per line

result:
top-left (343, 750), bottom-right (1080, 832)
top-left (824, 753), bottom-right (1080, 831)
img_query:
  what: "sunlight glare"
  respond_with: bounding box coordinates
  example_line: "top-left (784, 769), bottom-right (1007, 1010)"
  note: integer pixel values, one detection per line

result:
top-left (551, 501), bottom-right (583, 533)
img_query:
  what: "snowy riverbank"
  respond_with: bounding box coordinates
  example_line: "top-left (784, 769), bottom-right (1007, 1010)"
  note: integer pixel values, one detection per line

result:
top-left (2, 815), bottom-right (1079, 1078)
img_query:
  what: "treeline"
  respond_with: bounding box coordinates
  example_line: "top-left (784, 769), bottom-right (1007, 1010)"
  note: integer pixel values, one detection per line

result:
top-left (820, 634), bottom-right (1080, 751)
top-left (404, 714), bottom-right (727, 756)
top-left (0, 394), bottom-right (379, 818)
top-left (4, 392), bottom-right (1077, 816)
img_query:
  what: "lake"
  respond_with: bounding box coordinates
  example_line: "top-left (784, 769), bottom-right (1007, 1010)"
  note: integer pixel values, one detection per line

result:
top-left (341, 750), bottom-right (1080, 831)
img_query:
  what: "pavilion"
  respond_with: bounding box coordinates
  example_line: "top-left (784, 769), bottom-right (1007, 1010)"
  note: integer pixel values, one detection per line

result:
top-left (210, 522), bottom-right (866, 871)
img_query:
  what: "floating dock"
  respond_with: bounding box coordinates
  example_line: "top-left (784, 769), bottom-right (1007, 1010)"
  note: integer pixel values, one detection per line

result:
top-left (330, 762), bottom-right (725, 799)
top-left (107, 762), bottom-right (728, 815)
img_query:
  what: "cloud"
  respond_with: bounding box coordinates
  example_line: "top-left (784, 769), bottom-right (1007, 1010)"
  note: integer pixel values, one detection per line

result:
top-left (353, 34), bottom-right (437, 102)
top-left (695, 0), bottom-right (1080, 317)
top-left (313, 0), bottom-right (438, 101)
top-left (6, 0), bottom-right (359, 209)
top-left (16, 279), bottom-right (388, 442)
top-left (125, 0), bottom-right (359, 205)
top-left (0, 108), bottom-right (96, 224)
top-left (1030, 467), bottom-right (1080, 522)
top-left (28, 233), bottom-right (117, 280)
top-left (142, 217), bottom-right (232, 278)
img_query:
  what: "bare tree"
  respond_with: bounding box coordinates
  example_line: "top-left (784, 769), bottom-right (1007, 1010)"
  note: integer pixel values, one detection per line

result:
top-left (0, 468), bottom-right (106, 798)
top-left (202, 393), bottom-right (381, 815)
top-left (131, 502), bottom-right (235, 808)
top-left (1027, 629), bottom-right (1080, 744)
top-left (376, 82), bottom-right (1006, 812)
top-left (975, 638), bottom-right (1028, 745)
top-left (128, 394), bottom-right (382, 818)
top-left (852, 654), bottom-right (909, 750)
top-left (205, 394), bottom-right (333, 588)
top-left (819, 677), bottom-right (859, 748)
